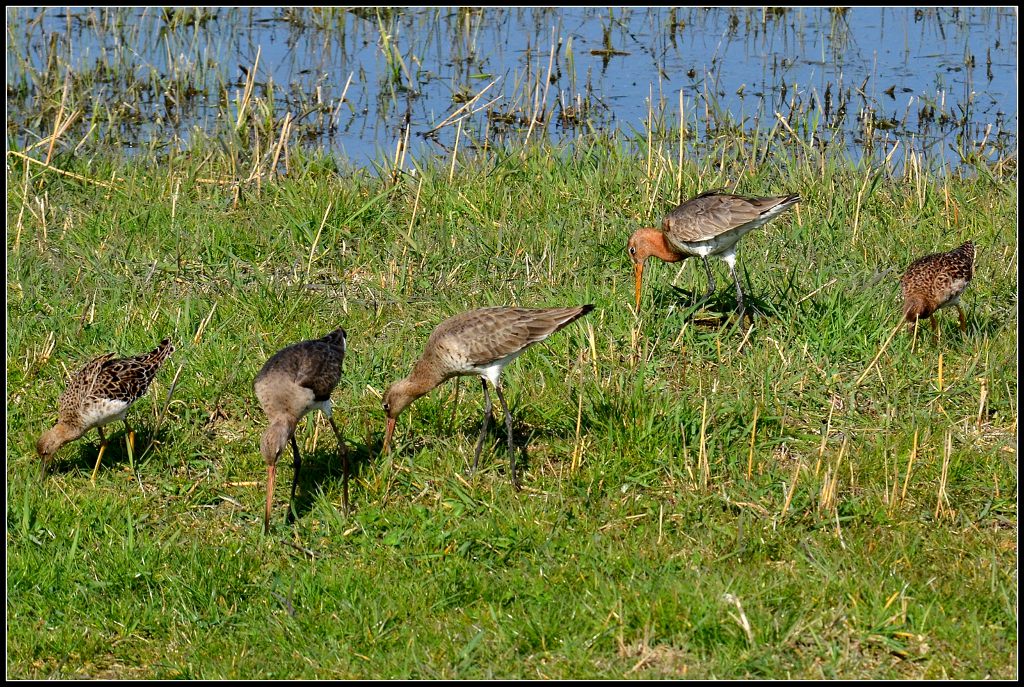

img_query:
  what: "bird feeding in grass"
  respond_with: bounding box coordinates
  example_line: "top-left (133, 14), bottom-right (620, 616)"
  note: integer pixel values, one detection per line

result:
top-left (255, 327), bottom-right (348, 534)
top-left (37, 338), bottom-right (174, 481)
top-left (628, 191), bottom-right (800, 319)
top-left (900, 240), bottom-right (975, 336)
top-left (381, 305), bottom-right (594, 490)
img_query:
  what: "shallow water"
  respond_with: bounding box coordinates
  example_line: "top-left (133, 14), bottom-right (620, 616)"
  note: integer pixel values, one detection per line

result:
top-left (5, 7), bottom-right (1017, 169)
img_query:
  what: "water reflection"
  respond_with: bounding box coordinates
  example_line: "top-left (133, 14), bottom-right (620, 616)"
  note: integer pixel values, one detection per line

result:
top-left (5, 7), bottom-right (1016, 169)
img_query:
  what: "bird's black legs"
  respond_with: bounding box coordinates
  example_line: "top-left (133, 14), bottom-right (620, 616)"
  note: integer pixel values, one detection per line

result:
top-left (722, 252), bottom-right (749, 324)
top-left (469, 378), bottom-right (521, 490)
top-left (701, 256), bottom-right (717, 301)
top-left (729, 264), bottom-right (746, 322)
top-left (472, 378), bottom-right (493, 474)
top-left (493, 382), bottom-right (520, 491)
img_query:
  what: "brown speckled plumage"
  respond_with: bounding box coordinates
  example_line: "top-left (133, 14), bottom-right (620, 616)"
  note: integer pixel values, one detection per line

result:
top-left (382, 305), bottom-right (594, 489)
top-left (37, 338), bottom-right (174, 479)
top-left (628, 191), bottom-right (800, 317)
top-left (900, 241), bottom-right (975, 334)
top-left (254, 327), bottom-right (347, 533)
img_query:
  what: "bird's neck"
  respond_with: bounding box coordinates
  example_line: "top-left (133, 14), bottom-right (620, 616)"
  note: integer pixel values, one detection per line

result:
top-left (404, 362), bottom-right (446, 397)
top-left (635, 227), bottom-right (684, 263)
top-left (42, 422), bottom-right (84, 449)
top-left (386, 371), bottom-right (441, 419)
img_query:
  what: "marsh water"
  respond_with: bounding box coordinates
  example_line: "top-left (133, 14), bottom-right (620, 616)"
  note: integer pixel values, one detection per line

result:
top-left (5, 7), bottom-right (1017, 170)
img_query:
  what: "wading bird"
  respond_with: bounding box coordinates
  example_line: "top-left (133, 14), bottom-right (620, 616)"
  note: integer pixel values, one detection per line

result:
top-left (381, 305), bottom-right (594, 489)
top-left (37, 338), bottom-right (174, 481)
top-left (900, 240), bottom-right (975, 336)
top-left (255, 327), bottom-right (348, 534)
top-left (628, 191), bottom-right (800, 319)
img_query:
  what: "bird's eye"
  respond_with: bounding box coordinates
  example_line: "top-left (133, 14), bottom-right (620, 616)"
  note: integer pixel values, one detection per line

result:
top-left (382, 402), bottom-right (390, 412)
top-left (628, 246), bottom-right (636, 255)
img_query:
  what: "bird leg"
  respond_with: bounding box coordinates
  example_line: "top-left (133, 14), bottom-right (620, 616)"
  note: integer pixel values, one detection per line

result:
top-left (930, 315), bottom-right (940, 341)
top-left (123, 420), bottom-right (136, 457)
top-left (493, 382), bottom-right (521, 491)
top-left (90, 426), bottom-right (109, 484)
top-left (700, 256), bottom-right (717, 301)
top-left (286, 435), bottom-right (302, 524)
top-left (327, 417), bottom-right (349, 515)
top-left (724, 254), bottom-right (746, 322)
top-left (472, 378), bottom-right (493, 475)
top-left (956, 305), bottom-right (967, 332)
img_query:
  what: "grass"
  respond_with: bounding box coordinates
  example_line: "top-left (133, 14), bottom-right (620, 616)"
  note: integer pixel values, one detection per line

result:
top-left (5, 132), bottom-right (1017, 678)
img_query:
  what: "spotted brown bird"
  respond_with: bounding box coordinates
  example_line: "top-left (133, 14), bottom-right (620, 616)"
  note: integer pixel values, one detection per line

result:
top-left (254, 327), bottom-right (348, 534)
top-left (381, 305), bottom-right (594, 489)
top-left (900, 240), bottom-right (975, 335)
top-left (37, 338), bottom-right (174, 481)
top-left (628, 191), bottom-right (800, 318)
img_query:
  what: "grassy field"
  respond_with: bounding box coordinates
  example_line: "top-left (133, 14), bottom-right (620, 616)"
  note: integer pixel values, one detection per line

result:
top-left (6, 135), bottom-right (1017, 678)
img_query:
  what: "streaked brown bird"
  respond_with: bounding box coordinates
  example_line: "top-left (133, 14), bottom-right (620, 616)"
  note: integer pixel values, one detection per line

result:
top-left (37, 338), bottom-right (174, 481)
top-left (381, 305), bottom-right (594, 489)
top-left (628, 191), bottom-right (800, 318)
top-left (900, 240), bottom-right (975, 335)
top-left (254, 327), bottom-right (348, 534)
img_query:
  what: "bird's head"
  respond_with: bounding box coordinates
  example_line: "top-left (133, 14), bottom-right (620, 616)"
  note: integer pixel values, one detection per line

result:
top-left (628, 227), bottom-right (684, 310)
top-left (381, 378), bottom-right (426, 455)
top-left (259, 421), bottom-right (294, 467)
top-left (36, 424), bottom-right (78, 479)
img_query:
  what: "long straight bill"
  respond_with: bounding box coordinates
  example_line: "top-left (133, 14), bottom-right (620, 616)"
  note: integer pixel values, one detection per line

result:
top-left (264, 464), bottom-right (276, 535)
top-left (634, 263), bottom-right (644, 310)
top-left (383, 417), bottom-right (396, 455)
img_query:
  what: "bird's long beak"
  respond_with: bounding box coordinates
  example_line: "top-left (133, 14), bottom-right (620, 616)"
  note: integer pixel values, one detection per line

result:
top-left (634, 262), bottom-right (644, 310)
top-left (39, 456), bottom-right (50, 480)
top-left (383, 417), bottom-right (396, 456)
top-left (264, 464), bottom-right (276, 535)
